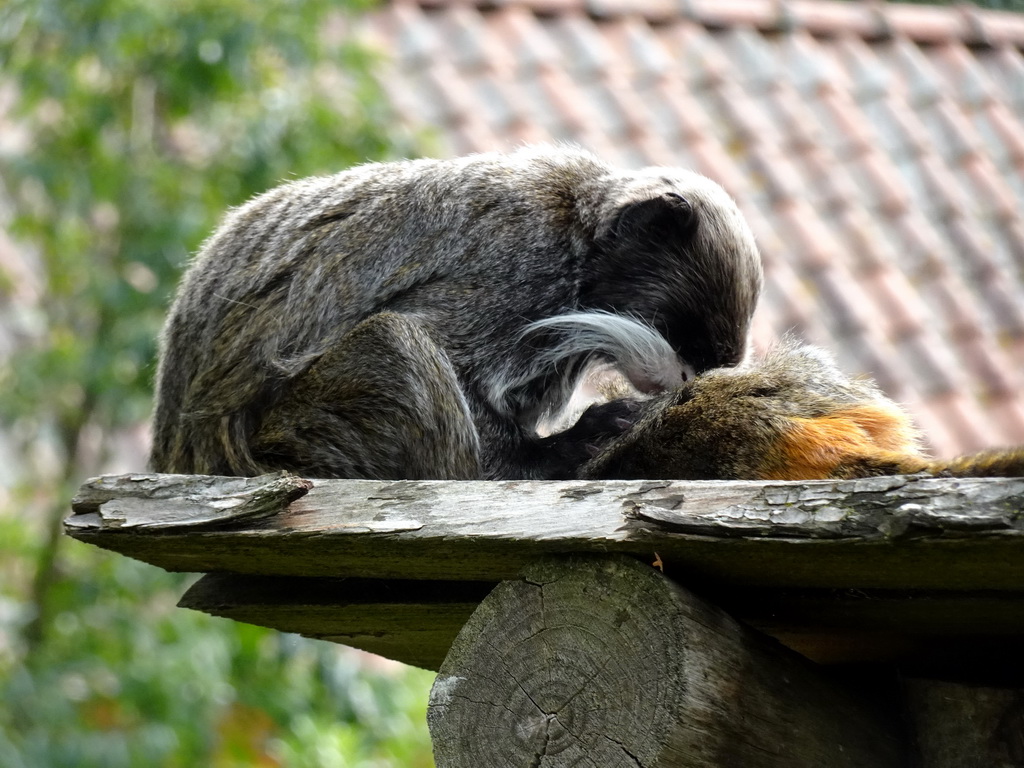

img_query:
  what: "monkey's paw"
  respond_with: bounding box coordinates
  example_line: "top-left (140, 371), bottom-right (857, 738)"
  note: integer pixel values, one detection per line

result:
top-left (540, 399), bottom-right (642, 479)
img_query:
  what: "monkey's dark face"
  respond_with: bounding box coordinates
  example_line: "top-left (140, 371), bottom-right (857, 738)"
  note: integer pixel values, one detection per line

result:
top-left (580, 180), bottom-right (763, 378)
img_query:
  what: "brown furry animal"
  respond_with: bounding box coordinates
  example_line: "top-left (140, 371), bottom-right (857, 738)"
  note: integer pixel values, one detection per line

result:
top-left (580, 341), bottom-right (1024, 481)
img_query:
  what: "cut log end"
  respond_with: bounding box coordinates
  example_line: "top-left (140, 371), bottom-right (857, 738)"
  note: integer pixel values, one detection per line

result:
top-left (427, 554), bottom-right (906, 768)
top-left (429, 555), bottom-right (682, 766)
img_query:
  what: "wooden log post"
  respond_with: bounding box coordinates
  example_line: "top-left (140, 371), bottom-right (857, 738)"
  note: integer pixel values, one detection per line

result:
top-left (906, 680), bottom-right (1024, 768)
top-left (65, 473), bottom-right (1024, 764)
top-left (67, 472), bottom-right (1024, 676)
top-left (427, 554), bottom-right (906, 768)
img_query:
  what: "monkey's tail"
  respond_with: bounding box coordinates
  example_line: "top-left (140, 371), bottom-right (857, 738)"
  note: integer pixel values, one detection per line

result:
top-left (929, 447), bottom-right (1024, 478)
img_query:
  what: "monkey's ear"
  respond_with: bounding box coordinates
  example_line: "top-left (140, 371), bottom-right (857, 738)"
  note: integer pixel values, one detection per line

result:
top-left (609, 193), bottom-right (698, 242)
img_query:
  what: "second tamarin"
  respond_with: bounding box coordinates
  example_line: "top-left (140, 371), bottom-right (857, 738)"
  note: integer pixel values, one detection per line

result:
top-left (150, 145), bottom-right (763, 480)
top-left (580, 341), bottom-right (1024, 481)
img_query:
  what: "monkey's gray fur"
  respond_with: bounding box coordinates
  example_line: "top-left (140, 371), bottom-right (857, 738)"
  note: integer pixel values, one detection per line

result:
top-left (150, 144), bottom-right (762, 480)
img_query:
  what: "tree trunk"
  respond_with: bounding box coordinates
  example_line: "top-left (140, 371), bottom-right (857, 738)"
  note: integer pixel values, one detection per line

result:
top-left (906, 679), bottom-right (1024, 768)
top-left (427, 554), bottom-right (906, 768)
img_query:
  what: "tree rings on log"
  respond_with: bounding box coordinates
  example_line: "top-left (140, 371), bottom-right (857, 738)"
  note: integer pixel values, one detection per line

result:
top-left (427, 554), bottom-right (904, 768)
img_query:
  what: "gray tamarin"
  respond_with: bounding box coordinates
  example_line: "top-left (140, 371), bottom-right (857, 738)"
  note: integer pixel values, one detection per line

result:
top-left (150, 144), bottom-right (763, 480)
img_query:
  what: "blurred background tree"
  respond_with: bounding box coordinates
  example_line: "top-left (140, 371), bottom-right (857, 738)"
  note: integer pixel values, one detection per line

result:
top-left (0, 0), bottom-right (434, 765)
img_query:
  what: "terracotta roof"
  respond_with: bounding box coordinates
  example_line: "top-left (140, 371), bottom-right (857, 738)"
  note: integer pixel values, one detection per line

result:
top-left (361, 0), bottom-right (1024, 458)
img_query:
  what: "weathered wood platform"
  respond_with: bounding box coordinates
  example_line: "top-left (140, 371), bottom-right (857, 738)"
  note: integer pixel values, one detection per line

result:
top-left (66, 471), bottom-right (1024, 675)
top-left (66, 471), bottom-right (1024, 766)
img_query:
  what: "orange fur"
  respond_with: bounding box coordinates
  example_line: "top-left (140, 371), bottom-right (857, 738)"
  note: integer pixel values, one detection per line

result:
top-left (758, 405), bottom-right (925, 481)
top-left (833, 403), bottom-right (919, 453)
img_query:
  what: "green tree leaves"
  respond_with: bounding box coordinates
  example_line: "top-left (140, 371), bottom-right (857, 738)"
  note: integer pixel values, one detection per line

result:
top-left (0, 0), bottom-right (405, 437)
top-left (0, 1), bottom-right (431, 764)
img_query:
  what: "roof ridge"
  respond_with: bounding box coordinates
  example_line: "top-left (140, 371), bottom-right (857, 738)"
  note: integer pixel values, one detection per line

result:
top-left (409, 0), bottom-right (1024, 48)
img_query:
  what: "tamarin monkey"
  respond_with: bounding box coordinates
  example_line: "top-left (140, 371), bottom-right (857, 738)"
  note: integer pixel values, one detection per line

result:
top-left (580, 340), bottom-right (1024, 481)
top-left (150, 145), bottom-right (763, 481)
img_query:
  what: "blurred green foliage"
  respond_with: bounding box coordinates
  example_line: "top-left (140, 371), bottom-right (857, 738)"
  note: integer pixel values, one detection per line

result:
top-left (0, 0), bottom-right (401, 433)
top-left (0, 554), bottom-right (436, 767)
top-left (0, 0), bottom-right (433, 765)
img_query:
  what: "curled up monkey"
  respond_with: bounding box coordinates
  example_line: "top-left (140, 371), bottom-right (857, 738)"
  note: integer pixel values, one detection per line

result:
top-left (579, 340), bottom-right (1024, 482)
top-left (151, 143), bottom-right (1019, 484)
top-left (150, 145), bottom-right (762, 481)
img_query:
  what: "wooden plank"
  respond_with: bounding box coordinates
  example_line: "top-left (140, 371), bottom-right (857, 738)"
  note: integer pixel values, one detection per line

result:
top-left (67, 472), bottom-right (1024, 589)
top-left (179, 572), bottom-right (1024, 672)
top-left (179, 574), bottom-right (492, 671)
top-left (713, 587), bottom-right (1024, 674)
top-left (427, 554), bottom-right (907, 767)
top-left (68, 471), bottom-right (311, 527)
top-left (712, 587), bottom-right (1024, 633)
top-left (67, 472), bottom-right (1024, 588)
